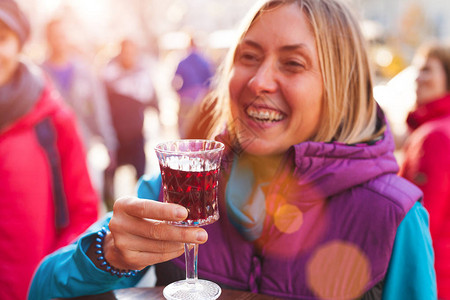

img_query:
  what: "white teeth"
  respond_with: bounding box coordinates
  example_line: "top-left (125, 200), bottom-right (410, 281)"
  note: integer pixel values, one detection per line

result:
top-left (246, 107), bottom-right (285, 122)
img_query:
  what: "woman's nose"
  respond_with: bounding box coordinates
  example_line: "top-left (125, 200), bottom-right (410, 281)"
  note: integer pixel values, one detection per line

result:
top-left (248, 60), bottom-right (278, 94)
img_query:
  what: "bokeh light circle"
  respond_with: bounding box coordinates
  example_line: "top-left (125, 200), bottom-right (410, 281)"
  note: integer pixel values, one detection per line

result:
top-left (306, 240), bottom-right (371, 299)
top-left (274, 204), bottom-right (303, 234)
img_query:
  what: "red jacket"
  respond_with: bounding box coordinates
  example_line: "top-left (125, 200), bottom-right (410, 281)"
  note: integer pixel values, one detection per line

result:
top-left (399, 93), bottom-right (450, 299)
top-left (0, 82), bottom-right (99, 300)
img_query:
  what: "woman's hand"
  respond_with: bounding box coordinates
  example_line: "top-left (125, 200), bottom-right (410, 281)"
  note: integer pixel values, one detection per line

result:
top-left (96, 197), bottom-right (208, 271)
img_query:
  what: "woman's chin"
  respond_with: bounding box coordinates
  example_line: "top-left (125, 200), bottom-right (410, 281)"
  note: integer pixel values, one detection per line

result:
top-left (239, 139), bottom-right (287, 158)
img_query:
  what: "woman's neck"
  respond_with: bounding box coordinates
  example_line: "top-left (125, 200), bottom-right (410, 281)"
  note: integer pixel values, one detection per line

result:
top-left (242, 153), bottom-right (284, 184)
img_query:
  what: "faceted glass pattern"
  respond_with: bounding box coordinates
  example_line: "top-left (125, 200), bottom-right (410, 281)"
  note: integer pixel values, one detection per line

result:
top-left (155, 140), bottom-right (224, 226)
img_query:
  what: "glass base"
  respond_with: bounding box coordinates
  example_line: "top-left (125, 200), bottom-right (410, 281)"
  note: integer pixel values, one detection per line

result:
top-left (163, 279), bottom-right (222, 300)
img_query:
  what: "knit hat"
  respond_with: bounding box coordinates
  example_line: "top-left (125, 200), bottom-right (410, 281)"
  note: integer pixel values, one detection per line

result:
top-left (0, 0), bottom-right (30, 47)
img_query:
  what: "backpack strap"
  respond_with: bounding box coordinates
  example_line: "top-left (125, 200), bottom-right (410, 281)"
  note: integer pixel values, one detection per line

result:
top-left (34, 117), bottom-right (69, 229)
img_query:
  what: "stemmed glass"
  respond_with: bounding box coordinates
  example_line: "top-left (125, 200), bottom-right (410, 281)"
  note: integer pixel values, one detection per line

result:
top-left (155, 139), bottom-right (225, 300)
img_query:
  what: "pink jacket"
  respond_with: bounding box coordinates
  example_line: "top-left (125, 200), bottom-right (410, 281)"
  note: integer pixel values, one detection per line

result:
top-left (0, 81), bottom-right (99, 300)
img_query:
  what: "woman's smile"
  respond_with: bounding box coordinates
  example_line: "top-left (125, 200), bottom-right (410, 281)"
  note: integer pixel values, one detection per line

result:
top-left (243, 97), bottom-right (288, 130)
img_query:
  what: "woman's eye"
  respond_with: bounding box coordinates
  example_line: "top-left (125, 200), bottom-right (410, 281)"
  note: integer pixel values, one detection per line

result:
top-left (283, 60), bottom-right (305, 71)
top-left (238, 52), bottom-right (260, 65)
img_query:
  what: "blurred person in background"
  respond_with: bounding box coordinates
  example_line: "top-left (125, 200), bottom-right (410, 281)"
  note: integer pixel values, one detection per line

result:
top-left (29, 0), bottom-right (436, 299)
top-left (102, 38), bottom-right (159, 211)
top-left (172, 34), bottom-right (215, 138)
top-left (42, 17), bottom-right (118, 204)
top-left (399, 41), bottom-right (450, 300)
top-left (0, 0), bottom-right (98, 299)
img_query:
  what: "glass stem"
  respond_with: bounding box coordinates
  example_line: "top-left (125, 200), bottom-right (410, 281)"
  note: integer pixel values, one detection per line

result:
top-left (184, 243), bottom-right (198, 284)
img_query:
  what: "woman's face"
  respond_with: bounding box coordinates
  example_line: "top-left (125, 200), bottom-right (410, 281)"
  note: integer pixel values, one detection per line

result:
top-left (0, 22), bottom-right (20, 86)
top-left (229, 3), bottom-right (323, 158)
top-left (416, 56), bottom-right (447, 106)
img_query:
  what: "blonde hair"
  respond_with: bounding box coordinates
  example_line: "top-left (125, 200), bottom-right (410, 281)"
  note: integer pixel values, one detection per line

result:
top-left (207, 0), bottom-right (380, 144)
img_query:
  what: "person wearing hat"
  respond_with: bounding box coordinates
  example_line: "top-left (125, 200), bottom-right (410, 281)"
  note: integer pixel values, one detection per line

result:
top-left (0, 1), bottom-right (99, 299)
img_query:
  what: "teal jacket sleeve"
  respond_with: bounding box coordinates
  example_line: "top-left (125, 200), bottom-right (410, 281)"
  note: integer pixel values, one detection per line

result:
top-left (28, 214), bottom-right (144, 300)
top-left (382, 201), bottom-right (437, 300)
top-left (137, 172), bottom-right (162, 200)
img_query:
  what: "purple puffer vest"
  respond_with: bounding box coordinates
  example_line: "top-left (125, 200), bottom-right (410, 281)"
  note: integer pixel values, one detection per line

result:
top-left (166, 118), bottom-right (422, 299)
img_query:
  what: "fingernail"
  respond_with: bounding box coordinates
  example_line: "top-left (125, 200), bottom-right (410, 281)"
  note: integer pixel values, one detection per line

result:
top-left (196, 230), bottom-right (207, 242)
top-left (176, 207), bottom-right (187, 218)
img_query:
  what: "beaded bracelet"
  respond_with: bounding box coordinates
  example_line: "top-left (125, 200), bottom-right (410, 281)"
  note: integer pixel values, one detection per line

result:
top-left (95, 227), bottom-right (139, 278)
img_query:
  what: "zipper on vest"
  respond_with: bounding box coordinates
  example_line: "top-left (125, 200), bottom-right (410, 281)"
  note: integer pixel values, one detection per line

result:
top-left (249, 255), bottom-right (262, 293)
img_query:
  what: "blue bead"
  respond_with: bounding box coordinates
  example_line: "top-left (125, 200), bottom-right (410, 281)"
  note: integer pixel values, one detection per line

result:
top-left (95, 244), bottom-right (102, 249)
top-left (101, 261), bottom-right (107, 266)
top-left (96, 237), bottom-right (102, 243)
top-left (97, 232), bottom-right (104, 238)
top-left (96, 250), bottom-right (102, 255)
top-left (106, 266), bottom-right (112, 271)
top-left (97, 256), bottom-right (104, 261)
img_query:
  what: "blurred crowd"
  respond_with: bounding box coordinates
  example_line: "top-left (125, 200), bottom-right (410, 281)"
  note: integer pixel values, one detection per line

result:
top-left (16, 6), bottom-right (220, 210)
top-left (1, 0), bottom-right (450, 299)
top-left (1, 1), bottom-right (217, 298)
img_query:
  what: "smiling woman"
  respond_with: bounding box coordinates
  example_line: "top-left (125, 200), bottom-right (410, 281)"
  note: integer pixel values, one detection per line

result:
top-left (29, 1), bottom-right (436, 300)
top-left (210, 0), bottom-right (379, 152)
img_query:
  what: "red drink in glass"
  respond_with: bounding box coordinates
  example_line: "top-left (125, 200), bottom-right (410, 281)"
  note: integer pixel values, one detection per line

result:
top-left (161, 166), bottom-right (219, 225)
